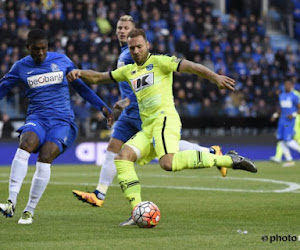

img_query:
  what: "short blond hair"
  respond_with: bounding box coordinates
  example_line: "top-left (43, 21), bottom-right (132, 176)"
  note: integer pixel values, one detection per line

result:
top-left (118, 15), bottom-right (134, 23)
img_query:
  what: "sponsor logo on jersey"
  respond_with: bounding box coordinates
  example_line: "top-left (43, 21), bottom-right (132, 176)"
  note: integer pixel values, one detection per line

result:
top-left (130, 72), bottom-right (154, 92)
top-left (117, 61), bottom-right (125, 68)
top-left (27, 71), bottom-right (64, 88)
top-left (51, 63), bottom-right (60, 72)
top-left (146, 64), bottom-right (153, 71)
top-left (280, 99), bottom-right (292, 108)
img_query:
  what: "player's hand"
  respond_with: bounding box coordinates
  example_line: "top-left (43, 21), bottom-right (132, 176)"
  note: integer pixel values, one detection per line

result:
top-left (102, 107), bottom-right (114, 128)
top-left (214, 75), bottom-right (235, 90)
top-left (114, 97), bottom-right (131, 110)
top-left (287, 114), bottom-right (294, 120)
top-left (67, 69), bottom-right (81, 82)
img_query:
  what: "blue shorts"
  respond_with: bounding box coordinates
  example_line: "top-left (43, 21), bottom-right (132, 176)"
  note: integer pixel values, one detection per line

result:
top-left (17, 118), bottom-right (78, 154)
top-left (276, 121), bottom-right (295, 142)
top-left (111, 112), bottom-right (142, 143)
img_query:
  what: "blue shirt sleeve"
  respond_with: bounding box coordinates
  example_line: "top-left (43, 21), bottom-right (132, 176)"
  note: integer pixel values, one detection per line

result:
top-left (64, 55), bottom-right (77, 73)
top-left (0, 63), bottom-right (20, 100)
top-left (70, 78), bottom-right (112, 114)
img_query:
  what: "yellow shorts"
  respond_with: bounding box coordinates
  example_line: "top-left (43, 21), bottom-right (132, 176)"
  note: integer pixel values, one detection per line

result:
top-left (126, 113), bottom-right (181, 165)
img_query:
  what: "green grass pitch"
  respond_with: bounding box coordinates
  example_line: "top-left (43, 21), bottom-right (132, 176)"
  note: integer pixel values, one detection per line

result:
top-left (0, 162), bottom-right (299, 249)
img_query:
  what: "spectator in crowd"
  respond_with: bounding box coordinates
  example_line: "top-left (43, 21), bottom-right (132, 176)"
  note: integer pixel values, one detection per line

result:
top-left (0, 0), bottom-right (299, 131)
top-left (90, 111), bottom-right (111, 139)
top-left (0, 113), bottom-right (14, 139)
top-left (72, 96), bottom-right (91, 137)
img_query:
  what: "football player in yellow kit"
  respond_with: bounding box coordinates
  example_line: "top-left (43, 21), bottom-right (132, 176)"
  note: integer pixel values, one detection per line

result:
top-left (67, 28), bottom-right (257, 225)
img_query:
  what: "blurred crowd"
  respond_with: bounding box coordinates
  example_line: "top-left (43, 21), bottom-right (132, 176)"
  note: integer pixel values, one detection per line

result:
top-left (1, 0), bottom-right (300, 135)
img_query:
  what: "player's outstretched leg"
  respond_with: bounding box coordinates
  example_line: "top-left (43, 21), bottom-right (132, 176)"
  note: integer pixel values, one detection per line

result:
top-left (226, 151), bottom-right (257, 173)
top-left (0, 200), bottom-right (15, 217)
top-left (72, 190), bottom-right (104, 207)
top-left (179, 141), bottom-right (227, 177)
top-left (172, 150), bottom-right (257, 173)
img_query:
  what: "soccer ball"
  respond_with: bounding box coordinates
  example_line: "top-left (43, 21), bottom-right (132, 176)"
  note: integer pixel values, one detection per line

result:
top-left (132, 201), bottom-right (160, 228)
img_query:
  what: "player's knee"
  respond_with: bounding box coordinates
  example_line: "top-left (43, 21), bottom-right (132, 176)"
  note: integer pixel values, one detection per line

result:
top-left (38, 142), bottom-right (60, 163)
top-left (115, 145), bottom-right (137, 162)
top-left (38, 151), bottom-right (54, 163)
top-left (19, 139), bottom-right (38, 153)
top-left (159, 156), bottom-right (173, 171)
top-left (160, 162), bottom-right (172, 171)
top-left (115, 152), bottom-right (131, 161)
top-left (107, 143), bottom-right (121, 153)
top-left (107, 138), bottom-right (124, 153)
top-left (160, 159), bottom-right (173, 171)
top-left (38, 150), bottom-right (58, 163)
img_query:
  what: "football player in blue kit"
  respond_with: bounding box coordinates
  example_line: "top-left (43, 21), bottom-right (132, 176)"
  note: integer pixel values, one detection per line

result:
top-left (72, 15), bottom-right (227, 226)
top-left (0, 29), bottom-right (113, 224)
top-left (271, 79), bottom-right (300, 167)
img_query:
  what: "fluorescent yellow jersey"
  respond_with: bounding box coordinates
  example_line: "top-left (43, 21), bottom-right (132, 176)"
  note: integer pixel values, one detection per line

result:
top-left (293, 90), bottom-right (300, 141)
top-left (111, 54), bottom-right (182, 124)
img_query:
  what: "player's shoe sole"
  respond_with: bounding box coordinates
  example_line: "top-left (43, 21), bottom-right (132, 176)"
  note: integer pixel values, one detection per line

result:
top-left (226, 150), bottom-right (257, 173)
top-left (119, 216), bottom-right (136, 226)
top-left (72, 190), bottom-right (104, 207)
top-left (211, 145), bottom-right (227, 177)
top-left (0, 200), bottom-right (15, 217)
top-left (18, 211), bottom-right (33, 224)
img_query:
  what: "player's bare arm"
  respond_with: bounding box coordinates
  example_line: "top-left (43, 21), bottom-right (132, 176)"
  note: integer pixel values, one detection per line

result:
top-left (67, 69), bottom-right (112, 84)
top-left (178, 59), bottom-right (235, 90)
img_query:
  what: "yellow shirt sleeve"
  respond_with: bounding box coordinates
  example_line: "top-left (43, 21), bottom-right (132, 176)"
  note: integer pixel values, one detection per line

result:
top-left (157, 55), bottom-right (182, 73)
top-left (111, 65), bottom-right (129, 83)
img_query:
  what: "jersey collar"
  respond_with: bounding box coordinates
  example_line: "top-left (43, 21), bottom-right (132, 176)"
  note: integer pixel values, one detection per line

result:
top-left (138, 53), bottom-right (152, 66)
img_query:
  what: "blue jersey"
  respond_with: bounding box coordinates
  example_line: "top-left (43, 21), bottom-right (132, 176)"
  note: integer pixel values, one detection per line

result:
top-left (279, 91), bottom-right (300, 124)
top-left (117, 45), bottom-right (140, 119)
top-left (0, 52), bottom-right (77, 121)
top-left (0, 52), bottom-right (110, 122)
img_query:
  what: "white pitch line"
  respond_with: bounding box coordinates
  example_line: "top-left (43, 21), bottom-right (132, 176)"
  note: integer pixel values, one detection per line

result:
top-left (213, 177), bottom-right (300, 193)
top-left (0, 177), bottom-right (299, 193)
top-left (0, 173), bottom-right (200, 178)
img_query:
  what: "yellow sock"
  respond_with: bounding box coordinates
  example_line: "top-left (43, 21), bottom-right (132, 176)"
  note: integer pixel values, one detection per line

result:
top-left (114, 160), bottom-right (141, 209)
top-left (172, 150), bottom-right (233, 172)
top-left (275, 142), bottom-right (283, 160)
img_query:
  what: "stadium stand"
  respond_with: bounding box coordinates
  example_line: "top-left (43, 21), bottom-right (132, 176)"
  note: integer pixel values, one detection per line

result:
top-left (0, 0), bottom-right (299, 137)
